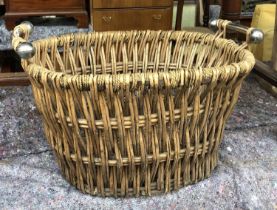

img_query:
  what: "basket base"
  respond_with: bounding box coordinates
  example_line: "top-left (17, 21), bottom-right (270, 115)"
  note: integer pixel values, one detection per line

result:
top-left (53, 151), bottom-right (219, 197)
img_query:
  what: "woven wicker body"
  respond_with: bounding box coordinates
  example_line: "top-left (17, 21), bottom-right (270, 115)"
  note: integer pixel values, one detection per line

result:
top-left (14, 27), bottom-right (255, 197)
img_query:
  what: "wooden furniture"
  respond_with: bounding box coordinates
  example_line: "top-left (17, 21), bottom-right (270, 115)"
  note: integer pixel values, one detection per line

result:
top-left (0, 72), bottom-right (29, 86)
top-left (221, 0), bottom-right (242, 21)
top-left (90, 0), bottom-right (173, 31)
top-left (0, 50), bottom-right (29, 86)
top-left (3, 0), bottom-right (89, 30)
top-left (221, 0), bottom-right (261, 26)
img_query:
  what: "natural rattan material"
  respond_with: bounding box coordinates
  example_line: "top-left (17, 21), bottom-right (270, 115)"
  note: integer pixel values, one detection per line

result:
top-left (13, 25), bottom-right (255, 197)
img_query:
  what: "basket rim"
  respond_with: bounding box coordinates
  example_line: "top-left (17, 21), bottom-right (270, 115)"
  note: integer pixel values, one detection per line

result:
top-left (23, 30), bottom-right (256, 90)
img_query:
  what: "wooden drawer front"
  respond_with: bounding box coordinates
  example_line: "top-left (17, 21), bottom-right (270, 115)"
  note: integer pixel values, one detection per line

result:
top-left (8, 0), bottom-right (84, 12)
top-left (92, 0), bottom-right (172, 9)
top-left (93, 8), bottom-right (172, 31)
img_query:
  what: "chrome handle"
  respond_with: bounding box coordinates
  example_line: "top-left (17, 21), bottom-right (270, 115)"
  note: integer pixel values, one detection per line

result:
top-left (12, 21), bottom-right (35, 59)
top-left (209, 19), bottom-right (264, 44)
top-left (13, 21), bottom-right (33, 41)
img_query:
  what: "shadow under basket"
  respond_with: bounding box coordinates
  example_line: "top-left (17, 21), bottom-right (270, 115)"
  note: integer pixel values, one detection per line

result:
top-left (13, 25), bottom-right (255, 197)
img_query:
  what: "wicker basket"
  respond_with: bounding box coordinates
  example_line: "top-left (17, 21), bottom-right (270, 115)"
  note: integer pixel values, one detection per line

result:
top-left (12, 20), bottom-right (258, 197)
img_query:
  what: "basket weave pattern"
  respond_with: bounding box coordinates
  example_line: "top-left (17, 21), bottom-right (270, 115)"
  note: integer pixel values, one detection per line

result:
top-left (20, 30), bottom-right (254, 197)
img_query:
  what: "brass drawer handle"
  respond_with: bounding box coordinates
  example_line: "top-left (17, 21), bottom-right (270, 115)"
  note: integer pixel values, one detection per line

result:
top-left (102, 16), bottom-right (112, 23)
top-left (152, 14), bottom-right (162, 20)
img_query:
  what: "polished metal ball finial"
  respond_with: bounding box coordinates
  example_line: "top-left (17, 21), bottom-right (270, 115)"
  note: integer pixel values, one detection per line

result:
top-left (21, 21), bottom-right (34, 34)
top-left (209, 19), bottom-right (218, 32)
top-left (16, 42), bottom-right (35, 59)
top-left (250, 29), bottom-right (264, 44)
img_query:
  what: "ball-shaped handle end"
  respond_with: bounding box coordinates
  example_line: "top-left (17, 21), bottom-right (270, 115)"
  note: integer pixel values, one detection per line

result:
top-left (209, 19), bottom-right (218, 32)
top-left (250, 29), bottom-right (264, 44)
top-left (16, 42), bottom-right (35, 59)
top-left (21, 21), bottom-right (34, 34)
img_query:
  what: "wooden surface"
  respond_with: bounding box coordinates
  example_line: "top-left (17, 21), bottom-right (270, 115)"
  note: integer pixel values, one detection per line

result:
top-left (3, 0), bottom-right (88, 29)
top-left (221, 0), bottom-right (242, 21)
top-left (254, 60), bottom-right (277, 87)
top-left (221, 0), bottom-right (253, 26)
top-left (91, 0), bottom-right (173, 31)
top-left (240, 15), bottom-right (252, 27)
top-left (92, 0), bottom-right (172, 8)
top-left (93, 8), bottom-right (172, 31)
top-left (6, 0), bottom-right (83, 11)
top-left (0, 72), bottom-right (29, 86)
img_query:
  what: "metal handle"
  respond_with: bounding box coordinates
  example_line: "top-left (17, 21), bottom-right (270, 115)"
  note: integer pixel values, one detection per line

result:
top-left (102, 16), bottom-right (112, 23)
top-left (152, 14), bottom-right (162, 20)
top-left (12, 21), bottom-right (35, 59)
top-left (209, 19), bottom-right (264, 44)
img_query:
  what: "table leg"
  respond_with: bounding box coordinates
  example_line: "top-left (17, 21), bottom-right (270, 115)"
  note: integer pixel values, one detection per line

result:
top-left (175, 0), bottom-right (185, 30)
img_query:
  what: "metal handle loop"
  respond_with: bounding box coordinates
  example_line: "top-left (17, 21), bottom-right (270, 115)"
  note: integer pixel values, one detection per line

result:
top-left (12, 21), bottom-right (35, 59)
top-left (209, 19), bottom-right (264, 44)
